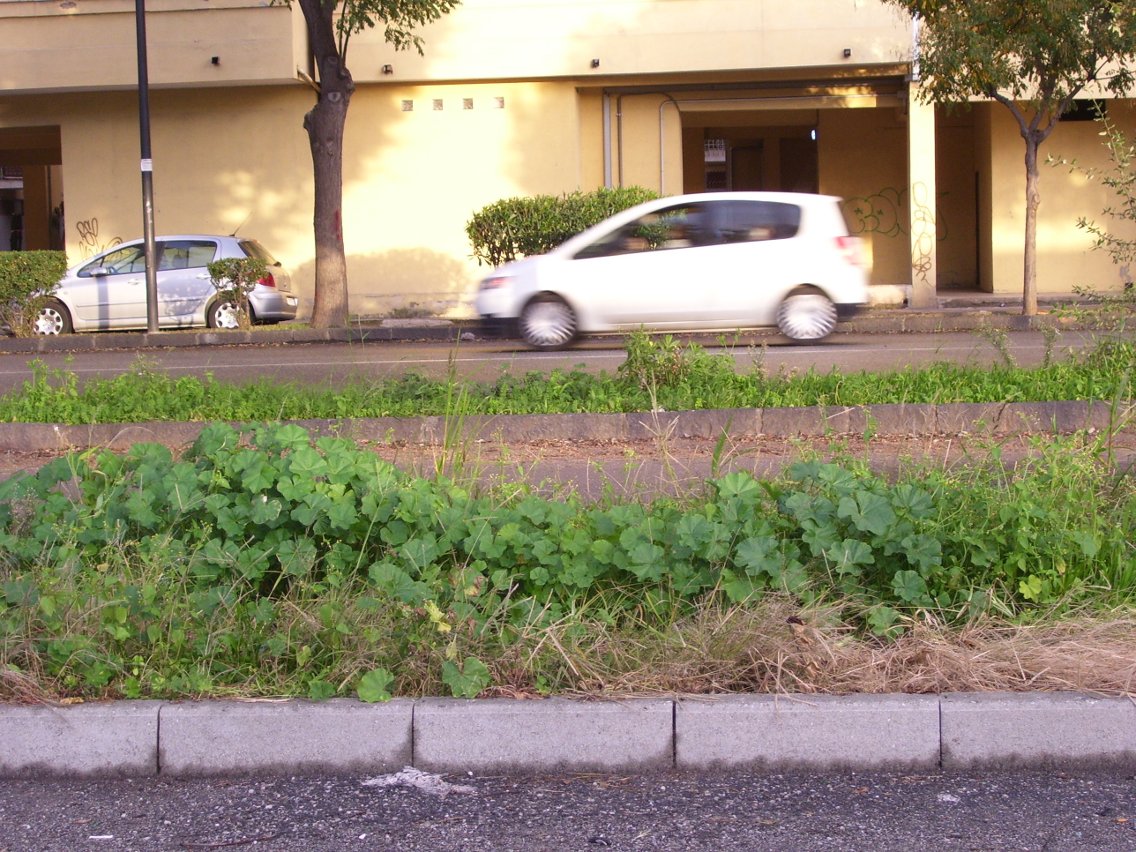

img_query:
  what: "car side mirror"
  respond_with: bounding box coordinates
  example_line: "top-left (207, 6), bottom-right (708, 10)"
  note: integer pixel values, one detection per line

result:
top-left (86, 267), bottom-right (111, 277)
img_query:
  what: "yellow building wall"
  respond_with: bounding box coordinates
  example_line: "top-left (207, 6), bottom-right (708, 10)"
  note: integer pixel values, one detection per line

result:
top-left (984, 101), bottom-right (1136, 295)
top-left (1, 79), bottom-right (600, 319)
top-left (819, 103), bottom-right (979, 290)
top-left (349, 0), bottom-right (912, 83)
top-left (4, 0), bottom-right (1134, 316)
top-left (817, 107), bottom-right (909, 287)
top-left (0, 1), bottom-right (302, 93)
top-left (339, 81), bottom-right (586, 317)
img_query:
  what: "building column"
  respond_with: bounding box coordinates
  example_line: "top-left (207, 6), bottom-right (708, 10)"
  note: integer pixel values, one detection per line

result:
top-left (907, 83), bottom-right (938, 308)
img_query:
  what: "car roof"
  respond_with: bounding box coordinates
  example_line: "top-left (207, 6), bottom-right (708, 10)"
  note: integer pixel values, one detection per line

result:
top-left (642, 191), bottom-right (843, 206)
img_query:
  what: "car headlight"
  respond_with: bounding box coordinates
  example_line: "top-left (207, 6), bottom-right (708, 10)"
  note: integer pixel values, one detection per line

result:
top-left (479, 275), bottom-right (512, 291)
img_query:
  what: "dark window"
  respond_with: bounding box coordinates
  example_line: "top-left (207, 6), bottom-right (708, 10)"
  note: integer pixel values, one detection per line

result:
top-left (573, 203), bottom-right (717, 259)
top-left (239, 239), bottom-right (280, 266)
top-left (718, 201), bottom-right (801, 243)
top-left (159, 240), bottom-right (217, 270)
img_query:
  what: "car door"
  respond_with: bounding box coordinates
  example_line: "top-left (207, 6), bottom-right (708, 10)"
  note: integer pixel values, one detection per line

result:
top-left (66, 242), bottom-right (149, 328)
top-left (155, 239), bottom-right (219, 324)
top-left (713, 200), bottom-right (804, 326)
top-left (561, 202), bottom-right (723, 328)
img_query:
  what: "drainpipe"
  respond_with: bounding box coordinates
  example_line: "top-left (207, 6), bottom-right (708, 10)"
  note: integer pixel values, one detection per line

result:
top-left (602, 92), bottom-right (613, 188)
top-left (658, 95), bottom-right (680, 195)
top-left (616, 94), bottom-right (625, 188)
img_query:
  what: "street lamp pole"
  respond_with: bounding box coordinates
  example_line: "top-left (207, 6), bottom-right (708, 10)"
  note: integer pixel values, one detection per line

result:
top-left (135, 0), bottom-right (159, 333)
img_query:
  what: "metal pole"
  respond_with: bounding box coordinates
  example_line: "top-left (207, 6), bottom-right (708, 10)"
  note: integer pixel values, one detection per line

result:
top-left (135, 0), bottom-right (159, 333)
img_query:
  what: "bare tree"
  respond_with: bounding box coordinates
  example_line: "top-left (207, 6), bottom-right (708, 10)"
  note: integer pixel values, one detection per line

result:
top-left (295, 0), bottom-right (459, 328)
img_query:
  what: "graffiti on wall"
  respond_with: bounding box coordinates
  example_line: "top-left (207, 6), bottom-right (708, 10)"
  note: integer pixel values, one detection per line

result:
top-left (76, 218), bottom-right (122, 258)
top-left (842, 188), bottom-right (950, 242)
top-left (909, 182), bottom-right (937, 290)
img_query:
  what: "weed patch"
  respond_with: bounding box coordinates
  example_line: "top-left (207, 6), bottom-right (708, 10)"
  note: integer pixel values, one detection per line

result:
top-left (2, 423), bottom-right (1132, 702)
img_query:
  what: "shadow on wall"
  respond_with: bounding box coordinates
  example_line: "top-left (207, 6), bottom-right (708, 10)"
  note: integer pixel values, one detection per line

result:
top-left (291, 247), bottom-right (477, 321)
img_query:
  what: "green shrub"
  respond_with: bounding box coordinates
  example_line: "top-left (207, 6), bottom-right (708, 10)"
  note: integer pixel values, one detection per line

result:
top-left (0, 251), bottom-right (66, 337)
top-left (207, 257), bottom-right (268, 330)
top-left (466, 186), bottom-right (659, 267)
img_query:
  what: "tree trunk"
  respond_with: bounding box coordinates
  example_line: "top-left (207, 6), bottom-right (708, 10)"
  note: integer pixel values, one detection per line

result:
top-left (299, 0), bottom-right (353, 329)
top-left (305, 86), bottom-right (351, 328)
top-left (1022, 135), bottom-right (1040, 317)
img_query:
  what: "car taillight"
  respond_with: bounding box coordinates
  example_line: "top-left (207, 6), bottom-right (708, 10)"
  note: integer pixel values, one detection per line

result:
top-left (480, 275), bottom-right (511, 290)
top-left (258, 273), bottom-right (276, 288)
top-left (836, 236), bottom-right (864, 267)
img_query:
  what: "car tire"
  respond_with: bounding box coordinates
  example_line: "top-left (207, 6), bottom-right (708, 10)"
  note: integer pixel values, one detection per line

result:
top-left (776, 288), bottom-right (838, 341)
top-left (35, 299), bottom-right (73, 335)
top-left (519, 294), bottom-right (577, 350)
top-left (207, 299), bottom-right (241, 330)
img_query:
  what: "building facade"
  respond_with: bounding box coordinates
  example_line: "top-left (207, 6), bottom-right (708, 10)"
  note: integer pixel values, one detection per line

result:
top-left (1, 0), bottom-right (1133, 318)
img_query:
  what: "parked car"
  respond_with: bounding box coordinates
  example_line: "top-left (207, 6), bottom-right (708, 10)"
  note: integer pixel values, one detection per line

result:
top-left (474, 191), bottom-right (868, 349)
top-left (35, 235), bottom-right (299, 334)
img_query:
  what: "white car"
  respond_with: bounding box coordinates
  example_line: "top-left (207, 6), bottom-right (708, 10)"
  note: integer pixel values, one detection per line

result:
top-left (35, 234), bottom-right (300, 334)
top-left (474, 191), bottom-right (868, 349)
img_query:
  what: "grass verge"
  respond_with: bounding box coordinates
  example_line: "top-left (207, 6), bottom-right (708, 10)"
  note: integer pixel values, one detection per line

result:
top-left (1, 422), bottom-right (1133, 703)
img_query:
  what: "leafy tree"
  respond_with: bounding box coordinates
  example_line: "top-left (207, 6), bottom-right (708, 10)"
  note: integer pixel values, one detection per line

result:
top-left (294, 0), bottom-right (460, 328)
top-left (886, 1), bottom-right (1136, 315)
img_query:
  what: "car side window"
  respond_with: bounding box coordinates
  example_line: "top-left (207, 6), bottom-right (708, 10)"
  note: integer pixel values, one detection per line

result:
top-left (79, 244), bottom-right (146, 277)
top-left (720, 201), bottom-right (801, 243)
top-left (573, 203), bottom-right (717, 260)
top-left (159, 240), bottom-right (217, 270)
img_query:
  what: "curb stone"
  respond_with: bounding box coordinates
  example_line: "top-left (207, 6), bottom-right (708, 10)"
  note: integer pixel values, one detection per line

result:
top-left (1, 693), bottom-right (1133, 778)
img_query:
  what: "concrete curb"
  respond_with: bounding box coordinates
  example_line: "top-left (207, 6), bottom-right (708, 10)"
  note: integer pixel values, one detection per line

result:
top-left (0, 400), bottom-right (1120, 454)
top-left (1, 692), bottom-right (1133, 778)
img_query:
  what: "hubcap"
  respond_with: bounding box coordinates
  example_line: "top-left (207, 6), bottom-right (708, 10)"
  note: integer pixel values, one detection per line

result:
top-left (35, 308), bottom-right (63, 335)
top-left (777, 294), bottom-right (837, 340)
top-left (213, 302), bottom-right (241, 329)
top-left (521, 300), bottom-right (575, 348)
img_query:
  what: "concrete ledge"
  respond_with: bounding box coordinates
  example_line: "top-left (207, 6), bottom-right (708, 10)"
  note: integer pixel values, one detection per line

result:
top-left (0, 701), bottom-right (161, 778)
top-left (158, 698), bottom-right (413, 776)
top-left (675, 694), bottom-right (941, 771)
top-left (413, 697), bottom-right (674, 773)
top-left (940, 692), bottom-right (1136, 770)
top-left (0, 401), bottom-right (1123, 455)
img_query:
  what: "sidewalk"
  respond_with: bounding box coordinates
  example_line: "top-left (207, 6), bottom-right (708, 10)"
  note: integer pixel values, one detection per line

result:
top-left (0, 292), bottom-right (1103, 354)
top-left (2, 293), bottom-right (1133, 779)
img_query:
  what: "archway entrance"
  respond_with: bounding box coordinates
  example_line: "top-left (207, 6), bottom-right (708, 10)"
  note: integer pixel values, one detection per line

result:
top-left (0, 126), bottom-right (63, 252)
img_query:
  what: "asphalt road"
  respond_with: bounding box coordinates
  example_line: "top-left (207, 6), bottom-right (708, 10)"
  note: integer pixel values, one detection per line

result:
top-left (0, 329), bottom-right (1105, 393)
top-left (1, 769), bottom-right (1134, 851)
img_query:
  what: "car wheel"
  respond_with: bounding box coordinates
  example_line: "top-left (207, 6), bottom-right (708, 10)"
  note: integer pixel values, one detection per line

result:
top-left (519, 294), bottom-right (577, 350)
top-left (35, 299), bottom-right (73, 335)
top-left (776, 288), bottom-right (838, 341)
top-left (207, 299), bottom-right (241, 330)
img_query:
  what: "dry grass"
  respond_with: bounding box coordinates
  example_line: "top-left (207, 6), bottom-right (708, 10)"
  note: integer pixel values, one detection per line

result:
top-left (0, 662), bottom-right (52, 704)
top-left (482, 597), bottom-right (1136, 699)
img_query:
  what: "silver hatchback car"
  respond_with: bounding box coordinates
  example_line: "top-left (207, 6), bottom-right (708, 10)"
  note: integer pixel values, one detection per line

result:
top-left (36, 234), bottom-right (300, 334)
